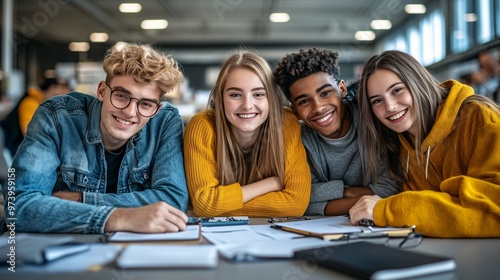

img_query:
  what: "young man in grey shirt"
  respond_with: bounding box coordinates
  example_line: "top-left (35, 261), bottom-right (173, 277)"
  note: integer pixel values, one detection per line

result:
top-left (274, 48), bottom-right (400, 216)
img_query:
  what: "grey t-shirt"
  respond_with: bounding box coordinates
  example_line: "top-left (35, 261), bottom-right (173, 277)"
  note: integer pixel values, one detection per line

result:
top-left (301, 101), bottom-right (400, 215)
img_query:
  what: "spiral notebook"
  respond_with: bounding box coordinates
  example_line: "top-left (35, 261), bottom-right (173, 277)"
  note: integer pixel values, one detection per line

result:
top-left (295, 241), bottom-right (456, 280)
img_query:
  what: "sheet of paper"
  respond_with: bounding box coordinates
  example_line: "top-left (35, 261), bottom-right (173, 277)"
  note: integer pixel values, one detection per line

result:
top-left (250, 225), bottom-right (304, 240)
top-left (273, 216), bottom-right (401, 234)
top-left (109, 225), bottom-right (199, 242)
top-left (217, 237), bottom-right (334, 261)
top-left (117, 244), bottom-right (218, 268)
top-left (15, 244), bottom-right (122, 272)
top-left (202, 227), bottom-right (271, 245)
top-left (201, 225), bottom-right (251, 233)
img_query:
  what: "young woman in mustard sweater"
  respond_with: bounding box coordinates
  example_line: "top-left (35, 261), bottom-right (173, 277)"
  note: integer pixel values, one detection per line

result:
top-left (350, 50), bottom-right (500, 237)
top-left (183, 50), bottom-right (311, 217)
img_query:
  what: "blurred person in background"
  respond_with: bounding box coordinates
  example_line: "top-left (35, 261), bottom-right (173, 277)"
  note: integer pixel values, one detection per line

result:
top-left (473, 50), bottom-right (500, 102)
top-left (1, 77), bottom-right (69, 157)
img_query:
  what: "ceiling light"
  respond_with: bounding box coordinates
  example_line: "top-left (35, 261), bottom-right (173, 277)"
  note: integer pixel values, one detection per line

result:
top-left (69, 42), bottom-right (90, 52)
top-left (141, 19), bottom-right (168, 30)
top-left (269, 13), bottom-right (290, 23)
top-left (370, 20), bottom-right (392, 30)
top-left (405, 4), bottom-right (426, 14)
top-left (465, 13), bottom-right (477, 22)
top-left (355, 31), bottom-right (376, 41)
top-left (114, 42), bottom-right (127, 51)
top-left (119, 3), bottom-right (142, 13)
top-left (89, 32), bottom-right (109, 42)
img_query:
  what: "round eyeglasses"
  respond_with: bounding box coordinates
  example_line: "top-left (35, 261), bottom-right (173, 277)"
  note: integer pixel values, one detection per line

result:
top-left (105, 83), bottom-right (161, 118)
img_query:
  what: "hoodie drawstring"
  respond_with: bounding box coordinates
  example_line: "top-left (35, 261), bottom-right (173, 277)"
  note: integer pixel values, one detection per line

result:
top-left (406, 151), bottom-right (409, 175)
top-left (425, 146), bottom-right (430, 179)
top-left (406, 147), bottom-right (430, 180)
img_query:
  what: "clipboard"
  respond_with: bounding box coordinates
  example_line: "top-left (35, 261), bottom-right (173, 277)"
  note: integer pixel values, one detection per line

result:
top-left (271, 216), bottom-right (415, 241)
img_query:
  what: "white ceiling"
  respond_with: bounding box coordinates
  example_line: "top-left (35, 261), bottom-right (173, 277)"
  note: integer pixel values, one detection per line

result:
top-left (9, 0), bottom-right (430, 63)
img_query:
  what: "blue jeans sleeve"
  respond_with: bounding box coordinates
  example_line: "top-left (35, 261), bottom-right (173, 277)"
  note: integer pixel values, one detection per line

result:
top-left (8, 106), bottom-right (115, 233)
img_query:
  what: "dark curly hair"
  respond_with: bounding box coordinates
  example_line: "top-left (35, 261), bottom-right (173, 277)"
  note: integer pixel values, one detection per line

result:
top-left (274, 48), bottom-right (340, 101)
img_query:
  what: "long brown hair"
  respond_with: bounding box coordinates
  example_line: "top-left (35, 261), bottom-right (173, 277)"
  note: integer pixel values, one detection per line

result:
top-left (208, 50), bottom-right (285, 186)
top-left (357, 50), bottom-right (447, 183)
top-left (358, 50), bottom-right (500, 183)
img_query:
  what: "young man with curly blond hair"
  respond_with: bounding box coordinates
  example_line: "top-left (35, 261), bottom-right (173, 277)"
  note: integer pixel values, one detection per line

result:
top-left (6, 42), bottom-right (189, 233)
top-left (274, 48), bottom-right (400, 217)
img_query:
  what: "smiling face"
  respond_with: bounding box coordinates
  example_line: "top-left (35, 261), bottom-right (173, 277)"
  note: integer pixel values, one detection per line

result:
top-left (289, 72), bottom-right (350, 139)
top-left (223, 68), bottom-right (269, 147)
top-left (97, 75), bottom-right (162, 151)
top-left (366, 69), bottom-right (417, 135)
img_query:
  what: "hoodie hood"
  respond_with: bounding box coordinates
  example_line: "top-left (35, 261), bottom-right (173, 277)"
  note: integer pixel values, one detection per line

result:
top-left (399, 80), bottom-right (475, 179)
top-left (421, 80), bottom-right (474, 149)
top-left (27, 86), bottom-right (46, 103)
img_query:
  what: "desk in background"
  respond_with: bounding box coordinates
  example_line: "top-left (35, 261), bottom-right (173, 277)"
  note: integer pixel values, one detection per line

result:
top-left (2, 218), bottom-right (499, 280)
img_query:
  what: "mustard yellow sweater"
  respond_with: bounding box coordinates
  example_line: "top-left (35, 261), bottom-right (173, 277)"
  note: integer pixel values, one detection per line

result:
top-left (374, 80), bottom-right (500, 237)
top-left (184, 109), bottom-right (311, 217)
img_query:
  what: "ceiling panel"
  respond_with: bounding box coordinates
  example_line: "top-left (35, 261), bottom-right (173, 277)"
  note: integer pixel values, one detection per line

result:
top-left (6, 0), bottom-right (431, 63)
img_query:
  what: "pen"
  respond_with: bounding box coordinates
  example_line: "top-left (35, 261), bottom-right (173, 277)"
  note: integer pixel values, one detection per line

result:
top-left (187, 216), bottom-right (250, 227)
top-left (356, 218), bottom-right (375, 227)
top-left (268, 216), bottom-right (310, 223)
top-left (187, 217), bottom-right (201, 225)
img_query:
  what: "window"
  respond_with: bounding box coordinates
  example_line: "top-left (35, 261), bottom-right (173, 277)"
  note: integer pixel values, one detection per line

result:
top-left (477, 0), bottom-right (494, 43)
top-left (421, 11), bottom-right (445, 65)
top-left (380, 4), bottom-right (445, 66)
top-left (408, 27), bottom-right (422, 63)
top-left (452, 0), bottom-right (471, 53)
top-left (496, 0), bottom-right (500, 37)
top-left (383, 34), bottom-right (407, 52)
top-left (432, 11), bottom-right (445, 63)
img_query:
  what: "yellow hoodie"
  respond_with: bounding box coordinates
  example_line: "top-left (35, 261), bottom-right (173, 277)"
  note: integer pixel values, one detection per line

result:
top-left (374, 80), bottom-right (500, 237)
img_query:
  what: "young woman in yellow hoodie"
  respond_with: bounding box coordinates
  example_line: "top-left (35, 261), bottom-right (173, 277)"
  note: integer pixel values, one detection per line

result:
top-left (350, 50), bottom-right (500, 237)
top-left (183, 50), bottom-right (311, 217)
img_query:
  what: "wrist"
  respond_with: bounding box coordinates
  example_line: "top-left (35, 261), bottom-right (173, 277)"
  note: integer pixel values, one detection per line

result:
top-left (78, 192), bottom-right (84, 203)
top-left (105, 208), bottom-right (126, 232)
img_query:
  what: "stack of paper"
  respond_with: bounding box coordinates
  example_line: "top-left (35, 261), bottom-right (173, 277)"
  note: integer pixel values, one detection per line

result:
top-left (117, 244), bottom-right (218, 268)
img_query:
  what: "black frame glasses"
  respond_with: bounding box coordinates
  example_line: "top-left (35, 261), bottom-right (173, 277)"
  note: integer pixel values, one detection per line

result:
top-left (105, 83), bottom-right (161, 118)
top-left (396, 231), bottom-right (423, 249)
top-left (345, 228), bottom-right (423, 249)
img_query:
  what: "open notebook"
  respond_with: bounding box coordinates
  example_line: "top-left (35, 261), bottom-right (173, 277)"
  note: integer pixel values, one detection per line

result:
top-left (107, 224), bottom-right (202, 244)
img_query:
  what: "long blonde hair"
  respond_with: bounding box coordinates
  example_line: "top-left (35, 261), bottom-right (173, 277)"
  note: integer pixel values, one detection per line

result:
top-left (208, 50), bottom-right (285, 186)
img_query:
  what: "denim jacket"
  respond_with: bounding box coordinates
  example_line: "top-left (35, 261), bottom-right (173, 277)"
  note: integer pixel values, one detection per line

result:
top-left (5, 92), bottom-right (188, 233)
